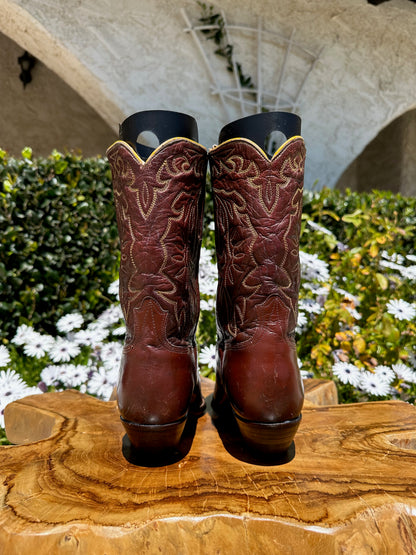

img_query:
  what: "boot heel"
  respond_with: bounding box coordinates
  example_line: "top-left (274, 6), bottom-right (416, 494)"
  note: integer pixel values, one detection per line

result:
top-left (120, 415), bottom-right (187, 454)
top-left (234, 413), bottom-right (302, 454)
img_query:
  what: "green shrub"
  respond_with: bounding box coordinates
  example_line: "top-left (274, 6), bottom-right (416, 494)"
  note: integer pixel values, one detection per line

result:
top-left (298, 188), bottom-right (416, 402)
top-left (0, 148), bottom-right (119, 339)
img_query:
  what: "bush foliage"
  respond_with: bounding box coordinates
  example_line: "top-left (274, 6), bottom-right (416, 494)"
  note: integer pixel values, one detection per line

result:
top-left (0, 148), bottom-right (119, 338)
top-left (298, 188), bottom-right (416, 401)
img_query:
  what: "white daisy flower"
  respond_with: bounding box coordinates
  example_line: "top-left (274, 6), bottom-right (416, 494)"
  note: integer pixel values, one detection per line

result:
top-left (199, 278), bottom-right (217, 297)
top-left (22, 332), bottom-right (54, 358)
top-left (302, 283), bottom-right (330, 296)
top-left (112, 325), bottom-right (126, 336)
top-left (400, 266), bottom-right (416, 281)
top-left (379, 259), bottom-right (403, 272)
top-left (48, 338), bottom-right (81, 363)
top-left (386, 299), bottom-right (416, 321)
top-left (392, 363), bottom-right (416, 384)
top-left (199, 248), bottom-right (218, 287)
top-left (73, 327), bottom-right (109, 347)
top-left (381, 251), bottom-right (405, 264)
top-left (103, 365), bottom-right (119, 387)
top-left (95, 305), bottom-right (124, 328)
top-left (0, 345), bottom-right (11, 367)
top-left (407, 349), bottom-right (416, 367)
top-left (298, 298), bottom-right (323, 315)
top-left (296, 311), bottom-right (307, 333)
top-left (374, 365), bottom-right (395, 383)
top-left (12, 324), bottom-right (36, 346)
top-left (199, 344), bottom-right (217, 369)
top-left (87, 367), bottom-right (116, 400)
top-left (200, 298), bottom-right (215, 311)
top-left (100, 342), bottom-right (123, 371)
top-left (86, 323), bottom-right (111, 339)
top-left (359, 372), bottom-right (391, 397)
top-left (345, 306), bottom-right (362, 320)
top-left (0, 368), bottom-right (27, 396)
top-left (56, 313), bottom-right (84, 333)
top-left (406, 254), bottom-right (416, 263)
top-left (332, 362), bottom-right (362, 387)
top-left (41, 365), bottom-right (63, 386)
top-left (306, 220), bottom-right (334, 237)
top-left (60, 364), bottom-right (89, 388)
top-left (107, 279), bottom-right (120, 297)
top-left (299, 251), bottom-right (330, 283)
top-left (199, 247), bottom-right (215, 267)
top-left (300, 369), bottom-right (314, 379)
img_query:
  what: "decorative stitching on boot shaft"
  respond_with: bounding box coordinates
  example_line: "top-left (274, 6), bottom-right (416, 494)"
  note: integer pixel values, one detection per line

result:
top-left (210, 136), bottom-right (305, 345)
top-left (107, 139), bottom-right (207, 349)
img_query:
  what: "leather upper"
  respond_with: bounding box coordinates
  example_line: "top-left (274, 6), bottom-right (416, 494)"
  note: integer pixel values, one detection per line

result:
top-left (210, 137), bottom-right (306, 422)
top-left (107, 138), bottom-right (207, 425)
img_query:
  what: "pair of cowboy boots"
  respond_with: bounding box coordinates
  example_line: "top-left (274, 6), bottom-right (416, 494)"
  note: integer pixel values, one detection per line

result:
top-left (107, 110), bottom-right (305, 458)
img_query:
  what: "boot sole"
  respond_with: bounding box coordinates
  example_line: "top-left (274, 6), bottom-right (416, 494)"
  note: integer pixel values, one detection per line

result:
top-left (120, 415), bottom-right (188, 453)
top-left (234, 411), bottom-right (302, 455)
top-left (212, 385), bottom-right (301, 455)
top-left (120, 398), bottom-right (206, 455)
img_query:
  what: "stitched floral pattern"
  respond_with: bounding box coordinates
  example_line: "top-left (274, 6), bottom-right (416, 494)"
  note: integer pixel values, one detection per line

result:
top-left (210, 138), bottom-right (305, 344)
top-left (107, 140), bottom-right (207, 346)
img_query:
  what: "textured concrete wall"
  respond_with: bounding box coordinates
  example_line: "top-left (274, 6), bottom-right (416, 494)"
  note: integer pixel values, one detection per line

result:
top-left (0, 32), bottom-right (117, 156)
top-left (1, 0), bottom-right (416, 189)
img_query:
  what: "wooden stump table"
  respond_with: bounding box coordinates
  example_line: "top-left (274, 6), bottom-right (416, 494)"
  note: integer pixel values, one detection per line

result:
top-left (1, 378), bottom-right (416, 554)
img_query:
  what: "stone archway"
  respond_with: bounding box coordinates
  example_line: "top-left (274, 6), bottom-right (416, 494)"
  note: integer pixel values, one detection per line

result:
top-left (335, 108), bottom-right (416, 196)
top-left (0, 0), bottom-right (124, 136)
top-left (0, 31), bottom-right (118, 156)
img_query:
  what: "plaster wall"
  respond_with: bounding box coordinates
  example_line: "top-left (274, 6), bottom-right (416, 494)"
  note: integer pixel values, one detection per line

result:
top-left (1, 0), bottom-right (416, 189)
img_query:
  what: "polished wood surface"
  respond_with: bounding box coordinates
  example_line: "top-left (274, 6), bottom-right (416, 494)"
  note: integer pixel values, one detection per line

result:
top-left (1, 378), bottom-right (416, 554)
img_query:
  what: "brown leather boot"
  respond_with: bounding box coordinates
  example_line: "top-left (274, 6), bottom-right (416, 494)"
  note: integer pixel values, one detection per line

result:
top-left (209, 112), bottom-right (305, 455)
top-left (107, 111), bottom-right (207, 454)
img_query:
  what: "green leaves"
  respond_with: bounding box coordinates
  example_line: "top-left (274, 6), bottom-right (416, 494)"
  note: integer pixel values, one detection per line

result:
top-left (341, 209), bottom-right (367, 226)
top-left (299, 186), bottom-right (416, 403)
top-left (375, 272), bottom-right (388, 290)
top-left (0, 149), bottom-right (119, 339)
top-left (21, 147), bottom-right (32, 160)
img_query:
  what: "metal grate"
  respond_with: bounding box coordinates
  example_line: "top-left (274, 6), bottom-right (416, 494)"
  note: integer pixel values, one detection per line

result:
top-left (181, 7), bottom-right (321, 120)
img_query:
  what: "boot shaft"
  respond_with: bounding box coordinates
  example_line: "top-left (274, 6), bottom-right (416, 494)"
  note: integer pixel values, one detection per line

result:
top-left (107, 138), bottom-right (207, 347)
top-left (209, 136), bottom-right (306, 344)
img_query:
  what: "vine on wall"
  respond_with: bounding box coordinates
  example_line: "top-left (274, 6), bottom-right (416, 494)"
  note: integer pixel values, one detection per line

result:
top-left (197, 2), bottom-right (256, 98)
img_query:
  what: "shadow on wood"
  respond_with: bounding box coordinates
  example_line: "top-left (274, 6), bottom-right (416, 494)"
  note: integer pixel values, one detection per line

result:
top-left (1, 377), bottom-right (416, 554)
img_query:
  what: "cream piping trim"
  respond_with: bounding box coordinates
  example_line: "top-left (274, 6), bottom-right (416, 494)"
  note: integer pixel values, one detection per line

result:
top-left (210, 135), bottom-right (304, 161)
top-left (107, 137), bottom-right (207, 164)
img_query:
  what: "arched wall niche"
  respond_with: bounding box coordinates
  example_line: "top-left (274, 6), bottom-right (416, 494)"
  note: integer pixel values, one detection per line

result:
top-left (0, 31), bottom-right (118, 156)
top-left (0, 0), bottom-right (122, 155)
top-left (335, 107), bottom-right (416, 197)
